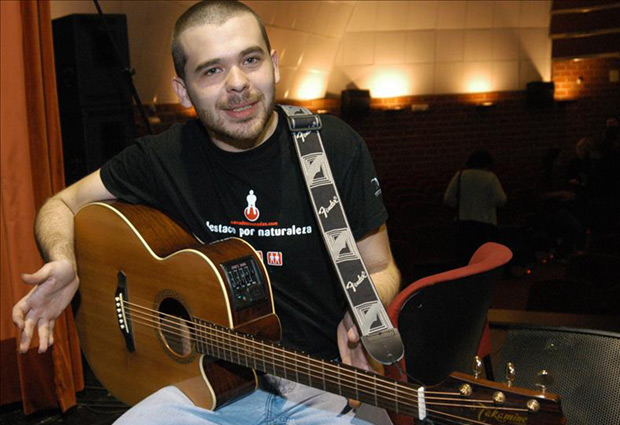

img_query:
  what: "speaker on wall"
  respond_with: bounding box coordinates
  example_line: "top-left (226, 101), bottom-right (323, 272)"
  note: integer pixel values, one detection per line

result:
top-left (60, 105), bottom-right (135, 185)
top-left (53, 14), bottom-right (132, 107)
top-left (526, 81), bottom-right (555, 108)
top-left (52, 14), bottom-right (135, 185)
top-left (341, 89), bottom-right (371, 117)
top-left (499, 325), bottom-right (619, 425)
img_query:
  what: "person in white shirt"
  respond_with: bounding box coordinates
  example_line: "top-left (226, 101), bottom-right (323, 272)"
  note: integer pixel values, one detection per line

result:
top-left (444, 150), bottom-right (507, 265)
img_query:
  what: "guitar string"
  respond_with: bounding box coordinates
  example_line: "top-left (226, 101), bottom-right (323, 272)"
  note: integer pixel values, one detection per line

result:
top-left (127, 314), bottom-right (494, 425)
top-left (121, 302), bottom-right (532, 418)
top-left (125, 310), bottom-right (530, 425)
top-left (126, 313), bottom-right (533, 425)
top-left (114, 297), bottom-right (472, 425)
top-left (152, 306), bottom-right (528, 408)
top-left (127, 304), bottom-right (531, 413)
top-left (128, 306), bottom-right (468, 403)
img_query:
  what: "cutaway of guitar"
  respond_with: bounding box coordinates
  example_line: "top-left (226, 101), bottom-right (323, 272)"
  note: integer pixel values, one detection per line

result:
top-left (74, 202), bottom-right (566, 425)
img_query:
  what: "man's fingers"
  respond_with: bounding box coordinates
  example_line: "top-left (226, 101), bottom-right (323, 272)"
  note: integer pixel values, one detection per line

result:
top-left (347, 326), bottom-right (360, 344)
top-left (348, 398), bottom-right (362, 409)
top-left (12, 302), bottom-right (26, 330)
top-left (47, 319), bottom-right (55, 350)
top-left (20, 264), bottom-right (52, 286)
top-left (19, 318), bottom-right (36, 353)
top-left (38, 320), bottom-right (51, 353)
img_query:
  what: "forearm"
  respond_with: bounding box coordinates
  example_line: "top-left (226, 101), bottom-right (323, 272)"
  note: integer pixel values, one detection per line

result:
top-left (357, 224), bottom-right (402, 307)
top-left (35, 197), bottom-right (76, 270)
top-left (369, 259), bottom-right (401, 307)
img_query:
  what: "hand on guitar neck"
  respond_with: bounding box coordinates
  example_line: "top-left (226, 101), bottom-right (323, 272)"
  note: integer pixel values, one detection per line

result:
top-left (337, 311), bottom-right (374, 409)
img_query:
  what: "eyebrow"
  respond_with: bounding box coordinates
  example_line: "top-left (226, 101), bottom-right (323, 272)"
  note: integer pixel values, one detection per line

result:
top-left (193, 45), bottom-right (267, 75)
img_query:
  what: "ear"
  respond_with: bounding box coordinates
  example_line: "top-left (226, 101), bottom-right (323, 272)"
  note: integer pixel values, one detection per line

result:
top-left (172, 77), bottom-right (193, 108)
top-left (270, 50), bottom-right (280, 84)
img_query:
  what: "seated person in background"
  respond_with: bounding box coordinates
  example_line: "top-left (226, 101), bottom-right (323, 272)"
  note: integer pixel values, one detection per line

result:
top-left (444, 150), bottom-right (507, 265)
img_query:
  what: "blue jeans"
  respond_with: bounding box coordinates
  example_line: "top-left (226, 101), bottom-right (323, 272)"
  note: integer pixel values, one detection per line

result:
top-left (113, 375), bottom-right (383, 425)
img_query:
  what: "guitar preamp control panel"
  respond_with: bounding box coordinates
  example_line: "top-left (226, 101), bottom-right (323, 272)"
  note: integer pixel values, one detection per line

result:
top-left (221, 256), bottom-right (267, 311)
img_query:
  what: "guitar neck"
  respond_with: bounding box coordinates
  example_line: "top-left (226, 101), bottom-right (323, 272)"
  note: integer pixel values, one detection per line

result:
top-left (193, 317), bottom-right (415, 415)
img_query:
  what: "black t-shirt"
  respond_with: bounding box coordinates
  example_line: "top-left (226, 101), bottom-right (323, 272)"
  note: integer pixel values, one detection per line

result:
top-left (100, 106), bottom-right (387, 359)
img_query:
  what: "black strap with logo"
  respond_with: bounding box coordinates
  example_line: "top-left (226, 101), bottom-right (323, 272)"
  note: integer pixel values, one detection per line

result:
top-left (280, 105), bottom-right (403, 365)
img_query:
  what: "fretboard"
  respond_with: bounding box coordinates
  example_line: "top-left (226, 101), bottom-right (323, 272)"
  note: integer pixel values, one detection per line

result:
top-left (192, 317), bottom-right (419, 416)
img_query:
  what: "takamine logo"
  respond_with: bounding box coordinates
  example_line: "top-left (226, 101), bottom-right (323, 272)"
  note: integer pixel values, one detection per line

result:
top-left (477, 406), bottom-right (528, 424)
top-left (244, 190), bottom-right (260, 222)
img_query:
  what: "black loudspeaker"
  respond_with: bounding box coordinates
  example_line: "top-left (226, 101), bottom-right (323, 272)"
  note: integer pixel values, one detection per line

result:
top-left (341, 89), bottom-right (370, 116)
top-left (526, 81), bottom-right (555, 108)
top-left (60, 105), bottom-right (135, 185)
top-left (499, 326), bottom-right (620, 425)
top-left (53, 14), bottom-right (131, 107)
top-left (52, 14), bottom-right (135, 185)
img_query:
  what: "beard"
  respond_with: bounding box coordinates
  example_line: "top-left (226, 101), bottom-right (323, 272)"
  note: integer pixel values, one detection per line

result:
top-left (193, 87), bottom-right (277, 151)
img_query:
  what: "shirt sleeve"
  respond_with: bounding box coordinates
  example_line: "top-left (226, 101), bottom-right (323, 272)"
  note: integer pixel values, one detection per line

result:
top-left (324, 117), bottom-right (388, 240)
top-left (99, 138), bottom-right (161, 206)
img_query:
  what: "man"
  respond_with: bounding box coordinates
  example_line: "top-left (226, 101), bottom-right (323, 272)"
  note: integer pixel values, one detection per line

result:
top-left (13, 2), bottom-right (400, 424)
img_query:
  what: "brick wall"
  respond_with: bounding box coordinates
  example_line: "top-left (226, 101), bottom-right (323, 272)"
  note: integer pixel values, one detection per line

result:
top-left (342, 57), bottom-right (619, 226)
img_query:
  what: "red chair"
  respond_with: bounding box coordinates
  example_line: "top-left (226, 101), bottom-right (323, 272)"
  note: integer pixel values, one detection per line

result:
top-left (386, 242), bottom-right (512, 387)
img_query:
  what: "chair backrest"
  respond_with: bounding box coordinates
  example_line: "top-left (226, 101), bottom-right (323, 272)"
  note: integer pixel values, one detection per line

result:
top-left (387, 242), bottom-right (512, 386)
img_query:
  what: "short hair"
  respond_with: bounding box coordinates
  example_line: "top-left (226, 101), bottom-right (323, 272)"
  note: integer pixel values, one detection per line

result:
top-left (171, 1), bottom-right (271, 80)
top-left (466, 150), bottom-right (494, 169)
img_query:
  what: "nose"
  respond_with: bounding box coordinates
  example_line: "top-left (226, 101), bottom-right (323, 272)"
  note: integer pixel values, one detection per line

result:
top-left (225, 66), bottom-right (249, 93)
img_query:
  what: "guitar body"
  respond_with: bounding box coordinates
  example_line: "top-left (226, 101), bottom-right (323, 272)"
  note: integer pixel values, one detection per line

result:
top-left (74, 202), bottom-right (280, 409)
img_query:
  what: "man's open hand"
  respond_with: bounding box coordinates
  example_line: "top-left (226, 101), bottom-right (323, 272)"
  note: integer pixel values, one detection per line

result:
top-left (12, 260), bottom-right (79, 353)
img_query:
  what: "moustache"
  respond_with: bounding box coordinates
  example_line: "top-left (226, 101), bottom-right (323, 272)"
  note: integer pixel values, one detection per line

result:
top-left (219, 91), bottom-right (264, 109)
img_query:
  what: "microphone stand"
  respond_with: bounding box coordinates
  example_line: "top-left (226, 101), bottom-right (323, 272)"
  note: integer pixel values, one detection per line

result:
top-left (92, 0), bottom-right (153, 135)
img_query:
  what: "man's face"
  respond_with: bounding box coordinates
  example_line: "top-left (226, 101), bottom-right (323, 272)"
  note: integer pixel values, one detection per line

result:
top-left (173, 14), bottom-right (280, 151)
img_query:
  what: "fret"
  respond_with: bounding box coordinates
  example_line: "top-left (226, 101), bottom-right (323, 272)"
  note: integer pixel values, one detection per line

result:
top-left (392, 379), bottom-right (400, 413)
top-left (306, 354), bottom-right (312, 388)
top-left (252, 339), bottom-right (258, 370)
top-left (337, 363), bottom-right (343, 397)
top-left (372, 373), bottom-right (378, 407)
top-left (295, 356), bottom-right (311, 387)
top-left (271, 345), bottom-right (277, 375)
top-left (215, 326), bottom-right (221, 360)
top-left (222, 327), bottom-right (229, 360)
top-left (235, 335), bottom-right (241, 365)
top-left (242, 339), bottom-right (249, 368)
top-left (282, 360), bottom-right (289, 381)
top-left (353, 368), bottom-right (359, 403)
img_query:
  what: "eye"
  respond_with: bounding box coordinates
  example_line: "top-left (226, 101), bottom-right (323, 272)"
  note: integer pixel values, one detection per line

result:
top-left (204, 67), bottom-right (221, 76)
top-left (244, 56), bottom-right (261, 66)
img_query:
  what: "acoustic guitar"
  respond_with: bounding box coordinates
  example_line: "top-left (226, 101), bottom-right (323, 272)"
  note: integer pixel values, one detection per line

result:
top-left (74, 201), bottom-right (566, 425)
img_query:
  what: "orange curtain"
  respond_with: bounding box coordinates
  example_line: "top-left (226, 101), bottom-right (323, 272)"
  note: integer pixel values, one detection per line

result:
top-left (1, 0), bottom-right (83, 414)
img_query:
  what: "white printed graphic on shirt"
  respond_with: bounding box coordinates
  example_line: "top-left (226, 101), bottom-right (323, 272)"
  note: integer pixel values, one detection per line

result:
top-left (244, 190), bottom-right (260, 222)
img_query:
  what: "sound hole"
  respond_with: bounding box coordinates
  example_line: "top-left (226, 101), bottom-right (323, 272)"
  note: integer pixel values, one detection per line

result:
top-left (158, 298), bottom-right (193, 357)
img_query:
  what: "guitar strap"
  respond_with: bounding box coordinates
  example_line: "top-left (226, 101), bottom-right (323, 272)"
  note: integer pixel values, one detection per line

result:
top-left (280, 105), bottom-right (403, 365)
